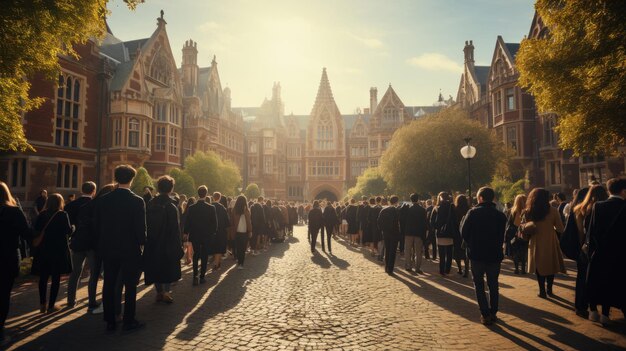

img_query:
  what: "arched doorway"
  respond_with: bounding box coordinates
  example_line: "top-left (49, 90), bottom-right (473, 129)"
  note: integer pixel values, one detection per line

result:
top-left (315, 190), bottom-right (338, 202)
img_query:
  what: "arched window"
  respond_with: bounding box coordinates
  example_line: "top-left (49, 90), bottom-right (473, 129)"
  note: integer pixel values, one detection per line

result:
top-left (315, 120), bottom-right (333, 150)
top-left (129, 118), bottom-right (140, 147)
top-left (55, 73), bottom-right (82, 148)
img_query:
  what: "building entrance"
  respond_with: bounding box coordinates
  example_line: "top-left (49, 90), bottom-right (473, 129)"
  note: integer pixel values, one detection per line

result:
top-left (315, 190), bottom-right (338, 202)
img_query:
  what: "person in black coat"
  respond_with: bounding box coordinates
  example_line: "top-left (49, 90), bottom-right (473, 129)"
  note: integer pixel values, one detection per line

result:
top-left (586, 178), bottom-right (626, 324)
top-left (378, 195), bottom-right (401, 275)
top-left (431, 192), bottom-right (458, 275)
top-left (94, 165), bottom-right (146, 333)
top-left (345, 199), bottom-right (359, 245)
top-left (250, 197), bottom-right (266, 255)
top-left (322, 202), bottom-right (338, 253)
top-left (398, 202), bottom-right (409, 254)
top-left (424, 200), bottom-right (437, 260)
top-left (0, 182), bottom-right (32, 344)
top-left (461, 187), bottom-right (507, 325)
top-left (211, 192), bottom-right (230, 270)
top-left (65, 181), bottom-right (97, 308)
top-left (144, 176), bottom-right (183, 302)
top-left (308, 201), bottom-right (324, 253)
top-left (263, 200), bottom-right (274, 246)
top-left (32, 193), bottom-right (72, 313)
top-left (184, 186), bottom-right (217, 285)
top-left (357, 197), bottom-right (369, 246)
top-left (404, 194), bottom-right (428, 274)
top-left (367, 197), bottom-right (383, 257)
top-left (142, 186), bottom-right (153, 206)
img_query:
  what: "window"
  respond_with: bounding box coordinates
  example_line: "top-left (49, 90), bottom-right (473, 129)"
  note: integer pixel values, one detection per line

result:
top-left (10, 158), bottom-right (27, 188)
top-left (543, 117), bottom-right (556, 147)
top-left (506, 126), bottom-right (518, 155)
top-left (309, 161), bottom-right (339, 176)
top-left (370, 140), bottom-right (378, 149)
top-left (170, 128), bottom-right (178, 156)
top-left (287, 146), bottom-right (301, 157)
top-left (350, 146), bottom-right (367, 157)
top-left (149, 53), bottom-right (171, 85)
top-left (155, 126), bottom-right (166, 151)
top-left (113, 119), bottom-right (122, 146)
top-left (506, 88), bottom-right (515, 111)
top-left (169, 105), bottom-right (179, 125)
top-left (315, 123), bottom-right (333, 150)
top-left (382, 107), bottom-right (399, 126)
top-left (351, 161), bottom-right (368, 177)
top-left (287, 163), bottom-right (301, 176)
top-left (370, 159), bottom-right (379, 167)
top-left (55, 74), bottom-right (81, 148)
top-left (354, 125), bottom-right (365, 137)
top-left (249, 158), bottom-right (258, 177)
top-left (494, 90), bottom-right (502, 115)
top-left (547, 161), bottom-right (561, 185)
top-left (183, 140), bottom-right (192, 160)
top-left (56, 163), bottom-right (79, 189)
top-left (144, 121), bottom-right (151, 148)
top-left (154, 102), bottom-right (167, 122)
top-left (264, 157), bottom-right (273, 174)
top-left (288, 186), bottom-right (303, 197)
top-left (128, 118), bottom-right (140, 148)
top-left (264, 138), bottom-right (273, 149)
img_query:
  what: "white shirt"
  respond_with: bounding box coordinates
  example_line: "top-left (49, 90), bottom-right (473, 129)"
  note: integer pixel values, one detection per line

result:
top-left (237, 215), bottom-right (247, 233)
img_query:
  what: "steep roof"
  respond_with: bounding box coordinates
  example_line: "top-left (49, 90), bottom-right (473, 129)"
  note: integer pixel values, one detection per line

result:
top-left (505, 43), bottom-right (520, 61)
top-left (474, 66), bottom-right (490, 85)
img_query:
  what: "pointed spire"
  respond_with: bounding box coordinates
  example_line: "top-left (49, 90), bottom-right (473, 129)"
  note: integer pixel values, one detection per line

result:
top-left (211, 55), bottom-right (217, 65)
top-left (315, 67), bottom-right (334, 103)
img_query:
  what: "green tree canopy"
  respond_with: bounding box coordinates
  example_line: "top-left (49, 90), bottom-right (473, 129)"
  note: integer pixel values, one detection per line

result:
top-left (380, 108), bottom-right (503, 196)
top-left (347, 168), bottom-right (389, 199)
top-left (516, 0), bottom-right (626, 155)
top-left (0, 0), bottom-right (142, 151)
top-left (244, 183), bottom-right (261, 200)
top-left (131, 167), bottom-right (153, 195)
top-left (184, 151), bottom-right (242, 196)
top-left (169, 168), bottom-right (196, 198)
top-left (491, 176), bottom-right (529, 204)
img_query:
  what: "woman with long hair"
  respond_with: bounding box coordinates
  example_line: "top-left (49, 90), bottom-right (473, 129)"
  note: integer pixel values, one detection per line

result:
top-left (526, 188), bottom-right (565, 298)
top-left (573, 185), bottom-right (608, 320)
top-left (431, 192), bottom-right (457, 276)
top-left (508, 194), bottom-right (527, 274)
top-left (453, 194), bottom-right (470, 277)
top-left (0, 182), bottom-right (31, 344)
top-left (32, 193), bottom-right (73, 313)
top-left (231, 195), bottom-right (252, 269)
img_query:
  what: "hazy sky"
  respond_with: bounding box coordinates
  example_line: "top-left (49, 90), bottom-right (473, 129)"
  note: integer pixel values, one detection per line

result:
top-left (106, 0), bottom-right (535, 114)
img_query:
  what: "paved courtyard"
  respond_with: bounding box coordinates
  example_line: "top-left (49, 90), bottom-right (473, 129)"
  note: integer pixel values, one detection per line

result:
top-left (5, 225), bottom-right (626, 350)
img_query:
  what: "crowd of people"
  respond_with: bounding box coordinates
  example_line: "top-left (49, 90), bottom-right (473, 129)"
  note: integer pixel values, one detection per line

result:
top-left (305, 179), bottom-right (626, 326)
top-left (1, 164), bottom-right (625, 345)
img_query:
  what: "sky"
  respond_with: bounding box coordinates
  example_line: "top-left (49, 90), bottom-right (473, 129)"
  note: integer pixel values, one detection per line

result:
top-left (107, 0), bottom-right (535, 114)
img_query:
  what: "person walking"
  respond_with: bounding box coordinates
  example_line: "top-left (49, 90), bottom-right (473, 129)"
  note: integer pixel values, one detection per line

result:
top-left (250, 197), bottom-right (266, 256)
top-left (357, 197), bottom-right (369, 247)
top-left (144, 176), bottom-right (183, 303)
top-left (461, 187), bottom-right (507, 325)
top-left (95, 165), bottom-right (146, 333)
top-left (404, 193), bottom-right (428, 274)
top-left (526, 188), bottom-right (566, 298)
top-left (507, 194), bottom-right (528, 274)
top-left (345, 199), bottom-right (359, 245)
top-left (308, 201), bottom-right (324, 253)
top-left (431, 192), bottom-right (457, 276)
top-left (453, 194), bottom-right (470, 277)
top-left (322, 201), bottom-right (338, 254)
top-left (31, 193), bottom-right (73, 314)
top-left (586, 178), bottom-right (626, 326)
top-left (378, 195), bottom-right (401, 275)
top-left (210, 192), bottom-right (230, 270)
top-left (65, 181), bottom-right (97, 309)
top-left (0, 182), bottom-right (31, 345)
top-left (184, 186), bottom-right (217, 285)
top-left (231, 195), bottom-right (252, 269)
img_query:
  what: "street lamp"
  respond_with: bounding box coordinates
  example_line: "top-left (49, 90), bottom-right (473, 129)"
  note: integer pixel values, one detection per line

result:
top-left (460, 137), bottom-right (477, 204)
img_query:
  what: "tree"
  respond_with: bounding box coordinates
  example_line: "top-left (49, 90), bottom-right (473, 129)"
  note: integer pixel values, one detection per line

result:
top-left (131, 167), bottom-right (153, 195)
top-left (347, 168), bottom-right (389, 199)
top-left (380, 108), bottom-right (503, 196)
top-left (0, 0), bottom-right (142, 151)
top-left (516, 0), bottom-right (626, 155)
top-left (184, 151), bottom-right (242, 196)
top-left (491, 176), bottom-right (528, 204)
top-left (244, 183), bottom-right (261, 200)
top-left (169, 168), bottom-right (196, 198)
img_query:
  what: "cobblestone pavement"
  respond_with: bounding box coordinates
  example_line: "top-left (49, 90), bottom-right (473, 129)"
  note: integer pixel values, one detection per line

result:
top-left (5, 225), bottom-right (626, 351)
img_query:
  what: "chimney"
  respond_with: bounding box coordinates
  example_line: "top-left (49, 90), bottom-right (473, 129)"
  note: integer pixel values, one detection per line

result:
top-left (181, 39), bottom-right (198, 96)
top-left (370, 87), bottom-right (378, 113)
top-left (463, 40), bottom-right (475, 65)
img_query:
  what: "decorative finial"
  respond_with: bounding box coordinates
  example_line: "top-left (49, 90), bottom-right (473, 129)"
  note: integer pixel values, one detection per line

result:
top-left (212, 55), bottom-right (216, 64)
top-left (160, 9), bottom-right (164, 19)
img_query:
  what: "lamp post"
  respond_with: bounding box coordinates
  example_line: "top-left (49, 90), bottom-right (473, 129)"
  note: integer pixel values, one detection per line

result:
top-left (460, 137), bottom-right (477, 204)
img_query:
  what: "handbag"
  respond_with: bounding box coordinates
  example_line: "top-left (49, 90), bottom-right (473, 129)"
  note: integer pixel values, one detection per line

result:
top-left (518, 213), bottom-right (536, 241)
top-left (32, 212), bottom-right (57, 248)
top-left (559, 211), bottom-right (581, 260)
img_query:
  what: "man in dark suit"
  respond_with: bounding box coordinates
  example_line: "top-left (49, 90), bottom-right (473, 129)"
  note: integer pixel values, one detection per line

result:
top-left (95, 165), bottom-right (146, 333)
top-left (184, 186), bottom-right (217, 286)
top-left (65, 181), bottom-right (97, 309)
top-left (378, 195), bottom-right (401, 275)
top-left (322, 202), bottom-right (338, 254)
top-left (356, 196), bottom-right (369, 246)
top-left (250, 197), bottom-right (266, 255)
top-left (404, 193), bottom-right (428, 274)
top-left (587, 178), bottom-right (626, 325)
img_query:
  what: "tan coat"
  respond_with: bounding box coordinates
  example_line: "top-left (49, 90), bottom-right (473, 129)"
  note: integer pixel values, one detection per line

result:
top-left (528, 207), bottom-right (566, 275)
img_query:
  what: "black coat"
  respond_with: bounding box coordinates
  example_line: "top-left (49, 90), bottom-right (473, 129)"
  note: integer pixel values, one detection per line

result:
top-left (461, 202), bottom-right (507, 263)
top-left (404, 203), bottom-right (428, 240)
top-left (345, 205), bottom-right (359, 234)
top-left (184, 199), bottom-right (217, 245)
top-left (64, 196), bottom-right (91, 228)
top-left (211, 201), bottom-right (230, 254)
top-left (431, 202), bottom-right (457, 239)
top-left (32, 210), bottom-right (73, 275)
top-left (308, 208), bottom-right (324, 232)
top-left (144, 195), bottom-right (182, 285)
top-left (587, 196), bottom-right (626, 309)
top-left (95, 188), bottom-right (146, 261)
top-left (378, 206), bottom-right (400, 240)
top-left (367, 205), bottom-right (382, 242)
top-left (357, 203), bottom-right (369, 231)
top-left (399, 203), bottom-right (409, 236)
top-left (323, 206), bottom-right (339, 227)
top-left (288, 206), bottom-right (298, 225)
top-left (0, 205), bottom-right (31, 279)
top-left (250, 203), bottom-right (266, 234)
